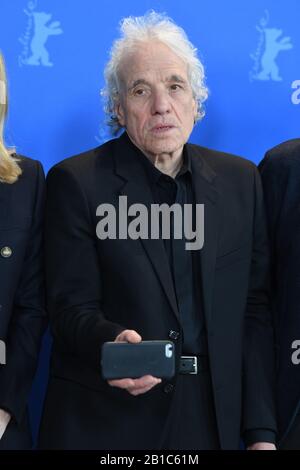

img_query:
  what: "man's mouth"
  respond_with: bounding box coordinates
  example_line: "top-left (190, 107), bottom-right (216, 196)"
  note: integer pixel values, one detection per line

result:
top-left (151, 125), bottom-right (175, 133)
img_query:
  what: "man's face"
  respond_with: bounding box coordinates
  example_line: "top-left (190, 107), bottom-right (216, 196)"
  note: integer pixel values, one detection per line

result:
top-left (116, 41), bottom-right (197, 158)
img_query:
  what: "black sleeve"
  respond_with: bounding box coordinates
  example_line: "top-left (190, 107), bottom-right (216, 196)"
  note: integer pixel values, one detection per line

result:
top-left (0, 161), bottom-right (47, 424)
top-left (45, 164), bottom-right (125, 371)
top-left (258, 152), bottom-right (288, 363)
top-left (258, 152), bottom-right (284, 274)
top-left (241, 166), bottom-right (277, 443)
top-left (243, 429), bottom-right (276, 447)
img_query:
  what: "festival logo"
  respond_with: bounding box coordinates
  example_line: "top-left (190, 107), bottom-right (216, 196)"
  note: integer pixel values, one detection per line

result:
top-left (250, 10), bottom-right (292, 82)
top-left (19, 0), bottom-right (63, 67)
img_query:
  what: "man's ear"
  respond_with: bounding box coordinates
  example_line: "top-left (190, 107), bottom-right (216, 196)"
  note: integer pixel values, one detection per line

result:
top-left (115, 99), bottom-right (125, 127)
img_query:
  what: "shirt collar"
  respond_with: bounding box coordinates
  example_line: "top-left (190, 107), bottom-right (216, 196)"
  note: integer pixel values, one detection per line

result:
top-left (125, 132), bottom-right (192, 184)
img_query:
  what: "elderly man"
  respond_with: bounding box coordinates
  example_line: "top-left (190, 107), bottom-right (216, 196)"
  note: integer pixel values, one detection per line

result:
top-left (259, 139), bottom-right (300, 449)
top-left (38, 12), bottom-right (277, 450)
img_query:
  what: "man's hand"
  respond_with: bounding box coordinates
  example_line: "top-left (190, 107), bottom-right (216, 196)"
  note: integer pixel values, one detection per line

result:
top-left (107, 329), bottom-right (162, 396)
top-left (0, 409), bottom-right (11, 441)
top-left (247, 442), bottom-right (276, 450)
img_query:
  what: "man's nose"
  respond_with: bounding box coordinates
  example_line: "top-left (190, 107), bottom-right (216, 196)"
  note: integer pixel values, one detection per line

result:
top-left (151, 89), bottom-right (171, 115)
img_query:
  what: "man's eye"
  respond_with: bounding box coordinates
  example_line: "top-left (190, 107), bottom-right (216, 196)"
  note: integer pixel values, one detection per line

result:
top-left (170, 84), bottom-right (182, 91)
top-left (134, 89), bottom-right (146, 96)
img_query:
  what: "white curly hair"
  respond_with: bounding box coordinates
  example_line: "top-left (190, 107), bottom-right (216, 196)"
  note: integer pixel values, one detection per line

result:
top-left (102, 11), bottom-right (208, 135)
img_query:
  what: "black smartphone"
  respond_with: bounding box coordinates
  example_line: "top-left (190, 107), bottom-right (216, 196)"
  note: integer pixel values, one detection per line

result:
top-left (101, 340), bottom-right (175, 380)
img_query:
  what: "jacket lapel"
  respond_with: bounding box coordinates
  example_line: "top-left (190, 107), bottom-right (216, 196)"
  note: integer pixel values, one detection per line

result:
top-left (188, 144), bottom-right (220, 328)
top-left (114, 133), bottom-right (179, 319)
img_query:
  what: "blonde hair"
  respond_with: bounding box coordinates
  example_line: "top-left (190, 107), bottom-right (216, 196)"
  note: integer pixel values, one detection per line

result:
top-left (0, 52), bottom-right (22, 183)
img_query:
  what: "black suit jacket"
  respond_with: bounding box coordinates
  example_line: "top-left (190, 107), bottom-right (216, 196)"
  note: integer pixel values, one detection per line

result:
top-left (39, 133), bottom-right (276, 449)
top-left (259, 139), bottom-right (300, 443)
top-left (0, 156), bottom-right (46, 446)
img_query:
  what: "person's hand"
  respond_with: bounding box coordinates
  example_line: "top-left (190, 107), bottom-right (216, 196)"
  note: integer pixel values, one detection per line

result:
top-left (107, 329), bottom-right (162, 396)
top-left (0, 409), bottom-right (11, 440)
top-left (247, 442), bottom-right (276, 450)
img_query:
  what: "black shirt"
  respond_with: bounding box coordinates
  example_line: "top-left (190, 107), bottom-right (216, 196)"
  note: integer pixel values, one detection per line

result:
top-left (131, 142), bottom-right (208, 355)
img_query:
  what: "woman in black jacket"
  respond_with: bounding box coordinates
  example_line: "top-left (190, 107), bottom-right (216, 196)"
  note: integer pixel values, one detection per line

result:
top-left (0, 53), bottom-right (46, 449)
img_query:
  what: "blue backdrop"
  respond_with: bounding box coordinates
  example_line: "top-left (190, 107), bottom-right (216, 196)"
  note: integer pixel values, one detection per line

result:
top-left (1, 0), bottom-right (299, 444)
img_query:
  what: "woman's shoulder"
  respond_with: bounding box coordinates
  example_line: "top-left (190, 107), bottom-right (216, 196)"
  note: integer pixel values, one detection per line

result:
top-left (14, 153), bottom-right (42, 169)
top-left (13, 154), bottom-right (45, 180)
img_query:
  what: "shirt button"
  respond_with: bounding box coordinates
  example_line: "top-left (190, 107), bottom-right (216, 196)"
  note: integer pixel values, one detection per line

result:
top-left (163, 383), bottom-right (174, 394)
top-left (0, 246), bottom-right (12, 258)
top-left (168, 330), bottom-right (180, 340)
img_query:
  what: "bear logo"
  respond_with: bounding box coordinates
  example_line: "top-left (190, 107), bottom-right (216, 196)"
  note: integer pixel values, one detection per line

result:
top-left (25, 12), bottom-right (63, 67)
top-left (256, 27), bottom-right (293, 81)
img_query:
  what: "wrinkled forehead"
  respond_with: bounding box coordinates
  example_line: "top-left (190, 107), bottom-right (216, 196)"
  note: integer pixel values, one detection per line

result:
top-left (117, 41), bottom-right (189, 88)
